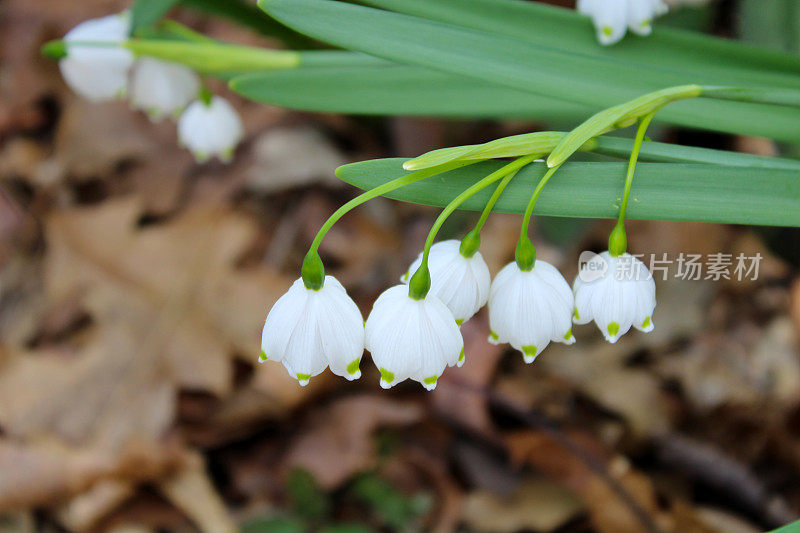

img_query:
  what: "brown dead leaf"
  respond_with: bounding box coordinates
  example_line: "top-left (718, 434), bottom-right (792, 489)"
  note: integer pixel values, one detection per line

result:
top-left (0, 437), bottom-right (181, 513)
top-left (462, 479), bottom-right (582, 533)
top-left (56, 480), bottom-right (134, 533)
top-left (656, 318), bottom-right (800, 411)
top-left (158, 451), bottom-right (236, 533)
top-left (42, 198), bottom-right (288, 396)
top-left (539, 339), bottom-right (671, 440)
top-left (507, 430), bottom-right (663, 533)
top-left (0, 198), bottom-right (296, 512)
top-left (283, 394), bottom-right (423, 489)
top-left (434, 315), bottom-right (504, 434)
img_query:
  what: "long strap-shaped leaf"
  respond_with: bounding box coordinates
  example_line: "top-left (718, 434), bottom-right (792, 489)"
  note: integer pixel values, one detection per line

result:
top-left (230, 65), bottom-right (590, 120)
top-left (336, 159), bottom-right (800, 227)
top-left (260, 0), bottom-right (800, 142)
top-left (360, 0), bottom-right (800, 85)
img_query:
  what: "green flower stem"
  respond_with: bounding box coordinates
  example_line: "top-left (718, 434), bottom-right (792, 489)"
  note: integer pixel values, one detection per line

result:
top-left (609, 112), bottom-right (655, 257)
top-left (41, 38), bottom-right (300, 74)
top-left (407, 154), bottom-right (538, 299)
top-left (519, 164), bottom-right (561, 243)
top-left (302, 159), bottom-right (477, 290)
top-left (458, 162), bottom-right (530, 258)
top-left (514, 163), bottom-right (563, 270)
top-left (125, 39), bottom-right (299, 73)
top-left (474, 158), bottom-right (541, 235)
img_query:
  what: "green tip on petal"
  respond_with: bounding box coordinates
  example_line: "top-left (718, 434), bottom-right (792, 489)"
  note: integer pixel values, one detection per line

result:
top-left (573, 309), bottom-right (580, 320)
top-left (379, 367), bottom-right (395, 384)
top-left (423, 376), bottom-right (438, 386)
top-left (259, 349), bottom-right (268, 362)
top-left (641, 317), bottom-right (651, 329)
top-left (608, 322), bottom-right (620, 338)
top-left (296, 373), bottom-right (311, 386)
top-left (522, 345), bottom-right (537, 356)
top-left (640, 19), bottom-right (652, 28)
top-left (456, 318), bottom-right (464, 326)
top-left (458, 348), bottom-right (465, 363)
top-left (563, 329), bottom-right (573, 341)
top-left (602, 26), bottom-right (613, 37)
top-left (490, 330), bottom-right (499, 341)
top-left (346, 358), bottom-right (361, 375)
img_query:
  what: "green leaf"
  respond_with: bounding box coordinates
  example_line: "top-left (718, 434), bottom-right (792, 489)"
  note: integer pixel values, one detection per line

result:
top-left (336, 158), bottom-right (800, 227)
top-left (404, 134), bottom-right (800, 172)
top-left (349, 474), bottom-right (431, 530)
top-left (593, 137), bottom-right (800, 170)
top-left (241, 517), bottom-right (307, 533)
top-left (360, 0), bottom-right (800, 85)
top-left (130, 0), bottom-right (178, 34)
top-left (319, 526), bottom-right (375, 533)
top-left (769, 519), bottom-right (800, 533)
top-left (739, 0), bottom-right (800, 55)
top-left (230, 64), bottom-right (589, 120)
top-left (259, 0), bottom-right (800, 142)
top-left (179, 0), bottom-right (313, 48)
top-left (286, 469), bottom-right (331, 522)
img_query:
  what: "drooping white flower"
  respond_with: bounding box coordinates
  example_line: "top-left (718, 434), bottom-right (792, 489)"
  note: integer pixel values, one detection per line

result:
top-left (573, 251), bottom-right (656, 343)
top-left (577, 0), bottom-right (668, 45)
top-left (260, 276), bottom-right (364, 386)
top-left (365, 285), bottom-right (464, 391)
top-left (400, 240), bottom-right (491, 325)
top-left (488, 260), bottom-right (575, 363)
top-left (178, 96), bottom-right (244, 163)
top-left (129, 58), bottom-right (200, 121)
top-left (59, 13), bottom-right (134, 102)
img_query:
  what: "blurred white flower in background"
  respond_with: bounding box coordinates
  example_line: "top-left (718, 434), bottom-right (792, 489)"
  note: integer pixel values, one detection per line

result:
top-left (59, 13), bottom-right (134, 101)
top-left (129, 57), bottom-right (201, 121)
top-left (178, 96), bottom-right (244, 163)
top-left (577, 0), bottom-right (668, 45)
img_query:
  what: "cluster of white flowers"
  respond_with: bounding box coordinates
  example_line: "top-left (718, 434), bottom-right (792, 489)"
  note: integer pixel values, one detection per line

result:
top-left (577, 0), bottom-right (669, 45)
top-left (57, 12), bottom-right (243, 162)
top-left (261, 238), bottom-right (657, 390)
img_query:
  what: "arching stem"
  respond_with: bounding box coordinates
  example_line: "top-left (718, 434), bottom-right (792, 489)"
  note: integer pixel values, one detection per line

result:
top-left (609, 112), bottom-right (654, 257)
top-left (514, 163), bottom-right (563, 270)
top-left (302, 159), bottom-right (476, 289)
top-left (408, 154), bottom-right (539, 299)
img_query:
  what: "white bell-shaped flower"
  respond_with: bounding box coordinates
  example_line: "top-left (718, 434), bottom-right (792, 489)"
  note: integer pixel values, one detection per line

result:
top-left (178, 96), bottom-right (244, 163)
top-left (129, 58), bottom-right (200, 121)
top-left (401, 240), bottom-right (491, 325)
top-left (260, 276), bottom-right (365, 386)
top-left (573, 251), bottom-right (656, 343)
top-left (488, 260), bottom-right (575, 363)
top-left (577, 0), bottom-right (668, 45)
top-left (365, 285), bottom-right (464, 391)
top-left (59, 13), bottom-right (134, 101)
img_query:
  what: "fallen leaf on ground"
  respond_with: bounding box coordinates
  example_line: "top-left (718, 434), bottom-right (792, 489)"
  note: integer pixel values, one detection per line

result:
top-left (462, 478), bottom-right (582, 533)
top-left (283, 394), bottom-right (423, 489)
top-left (158, 451), bottom-right (237, 533)
top-left (507, 430), bottom-right (663, 533)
